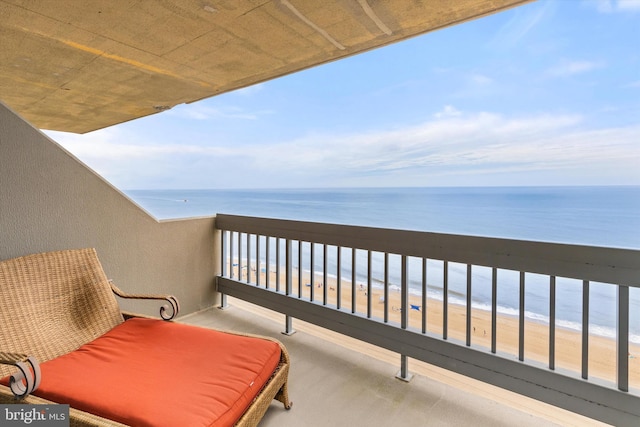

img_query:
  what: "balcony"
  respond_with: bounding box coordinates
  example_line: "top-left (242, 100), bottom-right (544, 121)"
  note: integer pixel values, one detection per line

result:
top-left (1, 1), bottom-right (637, 425)
top-left (1, 100), bottom-right (637, 424)
top-left (2, 98), bottom-right (636, 422)
top-left (213, 214), bottom-right (640, 426)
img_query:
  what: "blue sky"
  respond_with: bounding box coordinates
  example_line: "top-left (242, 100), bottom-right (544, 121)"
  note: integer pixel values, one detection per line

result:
top-left (46, 0), bottom-right (640, 190)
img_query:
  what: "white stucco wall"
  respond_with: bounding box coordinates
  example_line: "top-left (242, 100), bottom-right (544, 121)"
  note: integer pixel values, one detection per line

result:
top-left (0, 101), bottom-right (219, 316)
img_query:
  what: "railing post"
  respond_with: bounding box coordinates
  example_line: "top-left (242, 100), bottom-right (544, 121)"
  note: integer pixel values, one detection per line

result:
top-left (229, 231), bottom-right (235, 279)
top-left (238, 231), bottom-right (242, 280)
top-left (323, 244), bottom-right (328, 305)
top-left (265, 236), bottom-right (270, 289)
top-left (396, 354), bottom-right (413, 382)
top-left (276, 237), bottom-right (281, 292)
top-left (352, 248), bottom-right (357, 314)
top-left (618, 284), bottom-right (629, 392)
top-left (384, 252), bottom-right (389, 323)
top-left (283, 315), bottom-right (295, 336)
top-left (466, 264), bottom-right (472, 347)
top-left (519, 271), bottom-right (525, 361)
top-left (298, 240), bottom-right (303, 298)
top-left (549, 276), bottom-right (556, 369)
top-left (443, 260), bottom-right (448, 340)
top-left (337, 246), bottom-right (342, 310)
top-left (246, 232), bottom-right (251, 283)
top-left (367, 250), bottom-right (373, 318)
top-left (582, 280), bottom-right (590, 380)
top-left (491, 267), bottom-right (497, 354)
top-left (219, 230), bottom-right (229, 310)
top-left (256, 234), bottom-right (260, 287)
top-left (310, 242), bottom-right (315, 302)
top-left (396, 255), bottom-right (413, 382)
top-left (421, 258), bottom-right (427, 334)
top-left (283, 239), bottom-right (296, 336)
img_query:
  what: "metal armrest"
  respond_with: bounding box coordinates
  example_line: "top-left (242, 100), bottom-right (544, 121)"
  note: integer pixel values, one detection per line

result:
top-left (0, 352), bottom-right (41, 398)
top-left (109, 280), bottom-right (180, 320)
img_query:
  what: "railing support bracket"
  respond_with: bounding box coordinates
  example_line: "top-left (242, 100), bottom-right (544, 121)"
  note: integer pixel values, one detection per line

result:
top-left (395, 370), bottom-right (414, 382)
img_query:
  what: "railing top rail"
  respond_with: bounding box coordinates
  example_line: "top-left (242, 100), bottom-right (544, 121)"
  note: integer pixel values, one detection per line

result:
top-left (215, 214), bottom-right (640, 286)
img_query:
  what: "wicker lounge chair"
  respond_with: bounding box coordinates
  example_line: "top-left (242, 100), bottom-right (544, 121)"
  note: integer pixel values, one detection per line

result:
top-left (0, 248), bottom-right (291, 426)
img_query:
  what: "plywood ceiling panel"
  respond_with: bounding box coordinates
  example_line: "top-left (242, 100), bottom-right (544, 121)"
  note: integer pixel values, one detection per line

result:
top-left (0, 0), bottom-right (533, 133)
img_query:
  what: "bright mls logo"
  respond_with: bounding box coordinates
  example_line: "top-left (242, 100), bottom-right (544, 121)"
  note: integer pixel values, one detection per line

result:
top-left (0, 405), bottom-right (69, 426)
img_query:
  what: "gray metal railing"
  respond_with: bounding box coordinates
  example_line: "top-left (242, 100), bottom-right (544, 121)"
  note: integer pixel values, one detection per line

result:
top-left (215, 214), bottom-right (640, 425)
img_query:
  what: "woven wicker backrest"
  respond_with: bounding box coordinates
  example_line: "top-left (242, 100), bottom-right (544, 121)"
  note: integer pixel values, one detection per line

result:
top-left (0, 248), bottom-right (124, 377)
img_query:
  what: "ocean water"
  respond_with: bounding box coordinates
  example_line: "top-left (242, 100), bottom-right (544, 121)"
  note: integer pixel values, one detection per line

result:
top-left (126, 186), bottom-right (640, 342)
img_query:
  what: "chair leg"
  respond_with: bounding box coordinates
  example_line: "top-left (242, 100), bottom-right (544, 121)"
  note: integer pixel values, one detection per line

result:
top-left (275, 384), bottom-right (292, 410)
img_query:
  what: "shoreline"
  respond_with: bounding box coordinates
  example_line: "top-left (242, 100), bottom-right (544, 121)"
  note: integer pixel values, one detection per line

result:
top-left (240, 266), bottom-right (640, 387)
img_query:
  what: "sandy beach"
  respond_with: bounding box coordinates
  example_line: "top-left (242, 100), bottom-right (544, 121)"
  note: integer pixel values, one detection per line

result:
top-left (240, 265), bottom-right (640, 388)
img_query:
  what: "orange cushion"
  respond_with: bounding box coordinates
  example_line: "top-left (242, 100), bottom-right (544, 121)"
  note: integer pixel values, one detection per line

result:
top-left (2, 318), bottom-right (281, 427)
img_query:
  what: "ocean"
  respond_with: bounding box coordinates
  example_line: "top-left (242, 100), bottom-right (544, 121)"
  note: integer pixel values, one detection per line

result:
top-left (126, 186), bottom-right (640, 342)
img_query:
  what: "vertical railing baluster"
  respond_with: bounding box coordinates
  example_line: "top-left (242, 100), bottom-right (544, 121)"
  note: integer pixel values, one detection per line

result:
top-left (265, 237), bottom-right (270, 290)
top-left (549, 276), bottom-right (556, 370)
top-left (422, 258), bottom-right (427, 334)
top-left (221, 230), bottom-right (227, 277)
top-left (337, 246), bottom-right (342, 310)
top-left (323, 244), bottom-right (328, 306)
top-left (219, 230), bottom-right (228, 309)
top-left (396, 255), bottom-right (412, 382)
top-left (519, 271), bottom-right (525, 361)
top-left (283, 239), bottom-right (295, 335)
top-left (367, 250), bottom-right (372, 318)
top-left (443, 260), bottom-right (448, 340)
top-left (256, 235), bottom-right (261, 287)
top-left (400, 256), bottom-right (408, 329)
top-left (229, 232), bottom-right (235, 279)
top-left (276, 237), bottom-right (281, 293)
top-left (384, 252), bottom-right (389, 323)
top-left (352, 248), bottom-right (357, 314)
top-left (238, 232), bottom-right (243, 281)
top-left (286, 239), bottom-right (292, 295)
top-left (491, 267), bottom-right (497, 354)
top-left (298, 240), bottom-right (303, 298)
top-left (618, 285), bottom-right (630, 392)
top-left (310, 242), bottom-right (315, 302)
top-left (466, 264), bottom-right (472, 347)
top-left (246, 233), bottom-right (251, 283)
top-left (582, 280), bottom-right (590, 379)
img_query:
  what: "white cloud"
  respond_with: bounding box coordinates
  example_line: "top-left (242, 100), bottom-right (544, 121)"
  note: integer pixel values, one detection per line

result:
top-left (234, 83), bottom-right (265, 96)
top-left (46, 129), bottom-right (235, 161)
top-left (165, 103), bottom-right (270, 120)
top-left (589, 0), bottom-right (640, 13)
top-left (618, 0), bottom-right (640, 10)
top-left (243, 110), bottom-right (608, 174)
top-left (546, 60), bottom-right (604, 77)
top-left (594, 0), bottom-right (613, 13)
top-left (433, 105), bottom-right (462, 119)
top-left (470, 74), bottom-right (493, 86)
top-left (45, 109), bottom-right (640, 188)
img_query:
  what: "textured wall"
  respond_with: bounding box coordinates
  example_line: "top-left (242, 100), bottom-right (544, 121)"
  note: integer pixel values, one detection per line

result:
top-left (0, 101), bottom-right (219, 316)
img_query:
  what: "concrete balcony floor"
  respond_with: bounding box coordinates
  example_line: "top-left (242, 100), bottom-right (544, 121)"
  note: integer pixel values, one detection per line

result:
top-left (180, 297), bottom-right (608, 427)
